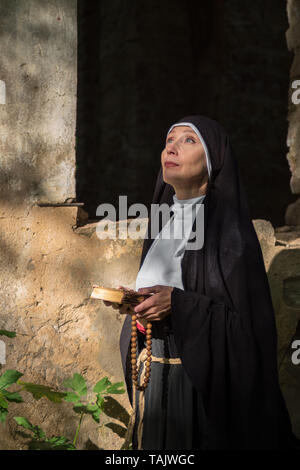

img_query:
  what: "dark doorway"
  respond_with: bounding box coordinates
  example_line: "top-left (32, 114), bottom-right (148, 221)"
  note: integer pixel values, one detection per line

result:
top-left (76, 0), bottom-right (295, 226)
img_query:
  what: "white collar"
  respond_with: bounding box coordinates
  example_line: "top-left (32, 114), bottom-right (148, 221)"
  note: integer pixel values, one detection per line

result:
top-left (173, 193), bottom-right (206, 207)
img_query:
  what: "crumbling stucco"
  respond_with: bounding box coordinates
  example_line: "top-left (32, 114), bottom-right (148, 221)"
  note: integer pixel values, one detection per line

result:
top-left (0, 0), bottom-right (76, 204)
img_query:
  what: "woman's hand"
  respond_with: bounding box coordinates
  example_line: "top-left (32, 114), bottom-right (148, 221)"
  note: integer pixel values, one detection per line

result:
top-left (99, 285), bottom-right (135, 315)
top-left (100, 285), bottom-right (148, 328)
top-left (134, 285), bottom-right (174, 321)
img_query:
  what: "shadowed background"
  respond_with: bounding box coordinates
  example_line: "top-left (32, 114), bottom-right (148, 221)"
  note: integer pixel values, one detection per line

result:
top-left (76, 0), bottom-right (296, 226)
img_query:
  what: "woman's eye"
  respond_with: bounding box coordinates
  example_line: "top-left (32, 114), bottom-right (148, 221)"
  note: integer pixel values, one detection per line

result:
top-left (166, 136), bottom-right (195, 144)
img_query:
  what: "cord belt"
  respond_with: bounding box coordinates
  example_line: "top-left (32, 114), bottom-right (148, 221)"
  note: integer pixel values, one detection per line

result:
top-left (124, 347), bottom-right (182, 450)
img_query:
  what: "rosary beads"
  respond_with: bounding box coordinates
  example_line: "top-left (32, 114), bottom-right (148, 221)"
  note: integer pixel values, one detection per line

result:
top-left (131, 314), bottom-right (152, 390)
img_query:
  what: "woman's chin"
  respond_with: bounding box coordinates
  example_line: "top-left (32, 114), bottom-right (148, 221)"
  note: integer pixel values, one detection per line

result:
top-left (162, 169), bottom-right (182, 186)
top-left (163, 175), bottom-right (177, 186)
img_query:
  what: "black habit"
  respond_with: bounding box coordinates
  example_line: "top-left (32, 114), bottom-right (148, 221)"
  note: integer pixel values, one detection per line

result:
top-left (119, 115), bottom-right (299, 450)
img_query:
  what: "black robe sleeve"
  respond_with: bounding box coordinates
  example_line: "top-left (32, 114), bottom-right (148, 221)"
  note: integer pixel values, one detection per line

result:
top-left (170, 286), bottom-right (295, 449)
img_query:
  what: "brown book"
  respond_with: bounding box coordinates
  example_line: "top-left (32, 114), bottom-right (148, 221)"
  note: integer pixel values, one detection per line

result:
top-left (90, 285), bottom-right (150, 306)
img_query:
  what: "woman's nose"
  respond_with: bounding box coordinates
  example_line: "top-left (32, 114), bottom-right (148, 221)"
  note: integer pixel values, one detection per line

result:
top-left (166, 141), bottom-right (178, 154)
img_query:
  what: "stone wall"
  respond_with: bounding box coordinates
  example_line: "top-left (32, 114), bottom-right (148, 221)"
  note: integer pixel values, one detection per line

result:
top-left (271, 224), bottom-right (300, 438)
top-left (0, 0), bottom-right (76, 204)
top-left (0, 204), bottom-right (145, 449)
top-left (286, 0), bottom-right (300, 223)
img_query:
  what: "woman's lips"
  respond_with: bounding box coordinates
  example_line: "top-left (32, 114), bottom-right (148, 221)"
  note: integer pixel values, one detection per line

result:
top-left (165, 161), bottom-right (179, 168)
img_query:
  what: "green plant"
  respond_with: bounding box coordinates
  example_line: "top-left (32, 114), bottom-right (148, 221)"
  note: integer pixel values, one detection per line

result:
top-left (13, 416), bottom-right (76, 450)
top-left (0, 370), bottom-right (24, 423)
top-left (0, 330), bottom-right (17, 338)
top-left (62, 373), bottom-right (125, 447)
top-left (0, 329), bottom-right (128, 450)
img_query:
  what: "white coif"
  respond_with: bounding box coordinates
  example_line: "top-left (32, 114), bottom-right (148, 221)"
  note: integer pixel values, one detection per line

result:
top-left (135, 193), bottom-right (205, 291)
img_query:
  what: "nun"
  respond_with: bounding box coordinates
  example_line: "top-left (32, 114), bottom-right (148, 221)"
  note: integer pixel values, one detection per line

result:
top-left (113, 115), bottom-right (298, 450)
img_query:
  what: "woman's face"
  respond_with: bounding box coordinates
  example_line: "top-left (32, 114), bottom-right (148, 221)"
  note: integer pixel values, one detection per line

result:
top-left (161, 125), bottom-right (208, 190)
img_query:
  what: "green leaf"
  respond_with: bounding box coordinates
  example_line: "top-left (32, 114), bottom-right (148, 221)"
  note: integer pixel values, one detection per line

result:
top-left (14, 416), bottom-right (35, 431)
top-left (63, 373), bottom-right (87, 397)
top-left (86, 403), bottom-right (99, 413)
top-left (14, 419), bottom-right (75, 449)
top-left (72, 402), bottom-right (98, 417)
top-left (72, 402), bottom-right (85, 413)
top-left (14, 417), bottom-right (46, 439)
top-left (0, 370), bottom-right (23, 389)
top-left (0, 407), bottom-right (8, 423)
top-left (92, 407), bottom-right (102, 423)
top-left (2, 390), bottom-right (23, 403)
top-left (63, 392), bottom-right (80, 403)
top-left (48, 436), bottom-right (68, 444)
top-left (28, 438), bottom-right (76, 450)
top-left (18, 381), bottom-right (66, 403)
top-left (96, 395), bottom-right (105, 410)
top-left (0, 330), bottom-right (16, 338)
top-left (73, 402), bottom-right (93, 414)
top-left (106, 382), bottom-right (125, 394)
top-left (46, 436), bottom-right (76, 449)
top-left (0, 392), bottom-right (8, 409)
top-left (93, 377), bottom-right (111, 394)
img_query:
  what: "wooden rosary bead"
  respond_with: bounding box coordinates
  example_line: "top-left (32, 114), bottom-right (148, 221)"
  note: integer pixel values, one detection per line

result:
top-left (131, 314), bottom-right (152, 390)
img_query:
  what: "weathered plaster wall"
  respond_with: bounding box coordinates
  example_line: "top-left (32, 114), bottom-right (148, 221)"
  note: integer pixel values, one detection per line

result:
top-left (0, 204), bottom-right (147, 450)
top-left (0, 0), bottom-right (76, 204)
